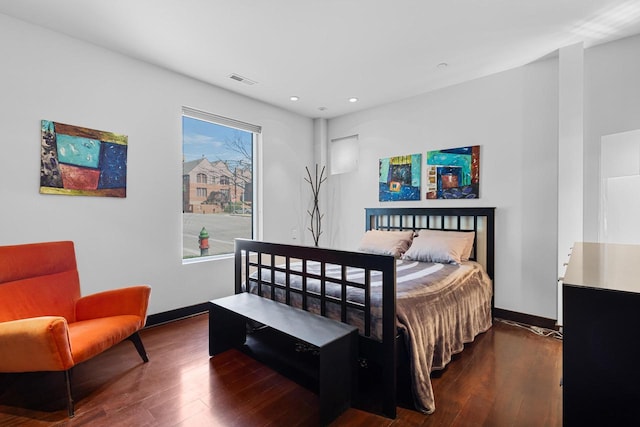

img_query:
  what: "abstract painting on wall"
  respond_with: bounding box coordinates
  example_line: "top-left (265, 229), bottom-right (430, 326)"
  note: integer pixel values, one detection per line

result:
top-left (40, 120), bottom-right (128, 197)
top-left (379, 153), bottom-right (421, 201)
top-left (426, 145), bottom-right (479, 199)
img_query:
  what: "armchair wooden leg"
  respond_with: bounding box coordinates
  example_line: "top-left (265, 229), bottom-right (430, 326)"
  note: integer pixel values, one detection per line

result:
top-left (127, 332), bottom-right (149, 363)
top-left (64, 369), bottom-right (75, 418)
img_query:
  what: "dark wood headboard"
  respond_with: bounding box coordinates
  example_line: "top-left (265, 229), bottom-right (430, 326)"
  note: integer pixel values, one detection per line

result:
top-left (365, 207), bottom-right (495, 281)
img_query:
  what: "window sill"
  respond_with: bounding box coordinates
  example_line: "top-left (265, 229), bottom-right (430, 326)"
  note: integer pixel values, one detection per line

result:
top-left (182, 253), bottom-right (234, 265)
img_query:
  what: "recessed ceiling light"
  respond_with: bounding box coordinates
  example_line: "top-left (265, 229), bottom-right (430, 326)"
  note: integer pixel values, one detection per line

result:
top-left (437, 62), bottom-right (448, 69)
top-left (348, 97), bottom-right (359, 103)
top-left (290, 96), bottom-right (299, 101)
top-left (318, 106), bottom-right (327, 111)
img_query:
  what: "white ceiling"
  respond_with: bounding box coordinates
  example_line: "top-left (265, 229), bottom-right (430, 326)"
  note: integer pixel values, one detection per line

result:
top-left (2, 0), bottom-right (640, 119)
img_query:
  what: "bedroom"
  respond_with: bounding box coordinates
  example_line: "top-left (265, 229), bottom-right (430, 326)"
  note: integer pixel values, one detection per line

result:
top-left (1, 1), bottom-right (640, 425)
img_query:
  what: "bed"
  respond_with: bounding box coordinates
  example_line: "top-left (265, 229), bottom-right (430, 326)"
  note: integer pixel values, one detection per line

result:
top-left (234, 207), bottom-right (495, 417)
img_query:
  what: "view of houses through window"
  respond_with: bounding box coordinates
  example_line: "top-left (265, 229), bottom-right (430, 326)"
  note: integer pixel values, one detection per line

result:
top-left (182, 112), bottom-right (255, 259)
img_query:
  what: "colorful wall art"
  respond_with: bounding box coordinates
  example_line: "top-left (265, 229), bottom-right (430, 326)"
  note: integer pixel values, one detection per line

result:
top-left (426, 145), bottom-right (479, 199)
top-left (379, 153), bottom-right (421, 201)
top-left (40, 120), bottom-right (128, 197)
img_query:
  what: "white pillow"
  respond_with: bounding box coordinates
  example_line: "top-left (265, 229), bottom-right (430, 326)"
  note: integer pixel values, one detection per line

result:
top-left (402, 229), bottom-right (475, 264)
top-left (358, 230), bottom-right (414, 258)
top-left (418, 229), bottom-right (476, 261)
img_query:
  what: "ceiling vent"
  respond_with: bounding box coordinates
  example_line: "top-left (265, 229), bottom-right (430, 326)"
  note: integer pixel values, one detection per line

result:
top-left (229, 73), bottom-right (257, 85)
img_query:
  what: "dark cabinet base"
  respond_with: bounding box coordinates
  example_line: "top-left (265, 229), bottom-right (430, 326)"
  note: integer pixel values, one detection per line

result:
top-left (563, 280), bottom-right (640, 425)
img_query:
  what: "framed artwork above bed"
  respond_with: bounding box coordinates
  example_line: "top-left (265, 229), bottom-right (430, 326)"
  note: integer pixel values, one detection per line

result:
top-left (379, 153), bottom-right (421, 202)
top-left (379, 146), bottom-right (480, 201)
top-left (426, 145), bottom-right (480, 199)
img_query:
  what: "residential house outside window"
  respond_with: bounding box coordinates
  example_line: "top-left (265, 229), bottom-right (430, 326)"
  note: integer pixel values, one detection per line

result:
top-left (182, 107), bottom-right (260, 259)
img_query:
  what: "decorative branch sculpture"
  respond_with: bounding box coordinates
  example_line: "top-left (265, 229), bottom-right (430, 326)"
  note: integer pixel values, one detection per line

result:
top-left (304, 164), bottom-right (327, 247)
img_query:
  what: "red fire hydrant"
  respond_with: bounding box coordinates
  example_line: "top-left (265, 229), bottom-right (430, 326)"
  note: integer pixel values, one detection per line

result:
top-left (198, 227), bottom-right (210, 256)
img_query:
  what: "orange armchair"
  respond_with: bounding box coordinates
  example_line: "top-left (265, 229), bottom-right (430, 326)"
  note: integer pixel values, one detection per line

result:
top-left (0, 241), bottom-right (151, 416)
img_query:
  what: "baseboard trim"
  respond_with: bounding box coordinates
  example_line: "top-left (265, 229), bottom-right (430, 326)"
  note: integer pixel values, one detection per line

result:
top-left (145, 302), bottom-right (209, 328)
top-left (145, 303), bottom-right (558, 332)
top-left (493, 308), bottom-right (559, 331)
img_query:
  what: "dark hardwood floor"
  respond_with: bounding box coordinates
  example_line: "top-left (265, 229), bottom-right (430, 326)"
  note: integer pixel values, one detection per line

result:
top-left (0, 314), bottom-right (562, 426)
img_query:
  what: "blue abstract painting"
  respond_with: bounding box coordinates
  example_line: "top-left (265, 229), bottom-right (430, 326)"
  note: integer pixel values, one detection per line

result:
top-left (40, 120), bottom-right (128, 197)
top-left (426, 145), bottom-right (479, 199)
top-left (379, 153), bottom-right (421, 201)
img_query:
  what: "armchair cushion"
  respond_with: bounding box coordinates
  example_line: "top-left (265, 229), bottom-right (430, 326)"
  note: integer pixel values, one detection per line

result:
top-left (68, 315), bottom-right (144, 364)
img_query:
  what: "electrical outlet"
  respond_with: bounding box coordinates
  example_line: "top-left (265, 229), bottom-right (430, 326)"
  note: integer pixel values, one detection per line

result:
top-left (291, 228), bottom-right (298, 240)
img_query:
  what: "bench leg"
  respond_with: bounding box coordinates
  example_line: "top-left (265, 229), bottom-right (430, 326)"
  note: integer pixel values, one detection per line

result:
top-left (127, 332), bottom-right (149, 363)
top-left (209, 303), bottom-right (246, 356)
top-left (318, 330), bottom-right (357, 425)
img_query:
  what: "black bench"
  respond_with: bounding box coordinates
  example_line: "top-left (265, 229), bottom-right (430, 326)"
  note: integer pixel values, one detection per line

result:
top-left (209, 292), bottom-right (358, 425)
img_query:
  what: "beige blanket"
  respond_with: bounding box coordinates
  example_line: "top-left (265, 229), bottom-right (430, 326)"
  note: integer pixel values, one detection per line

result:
top-left (394, 260), bottom-right (493, 413)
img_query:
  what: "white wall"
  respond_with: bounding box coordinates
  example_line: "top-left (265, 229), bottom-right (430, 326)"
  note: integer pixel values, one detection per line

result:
top-left (0, 14), bottom-right (313, 315)
top-left (557, 43), bottom-right (584, 277)
top-left (326, 33), bottom-right (640, 320)
top-left (584, 33), bottom-right (640, 242)
top-left (555, 43), bottom-right (585, 326)
top-left (327, 58), bottom-right (560, 319)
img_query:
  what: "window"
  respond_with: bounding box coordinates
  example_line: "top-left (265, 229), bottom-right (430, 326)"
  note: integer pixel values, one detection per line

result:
top-left (330, 134), bottom-right (359, 175)
top-left (182, 107), bottom-right (260, 259)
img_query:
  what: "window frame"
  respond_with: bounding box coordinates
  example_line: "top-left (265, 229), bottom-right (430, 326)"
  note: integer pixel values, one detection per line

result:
top-left (182, 106), bottom-right (261, 263)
